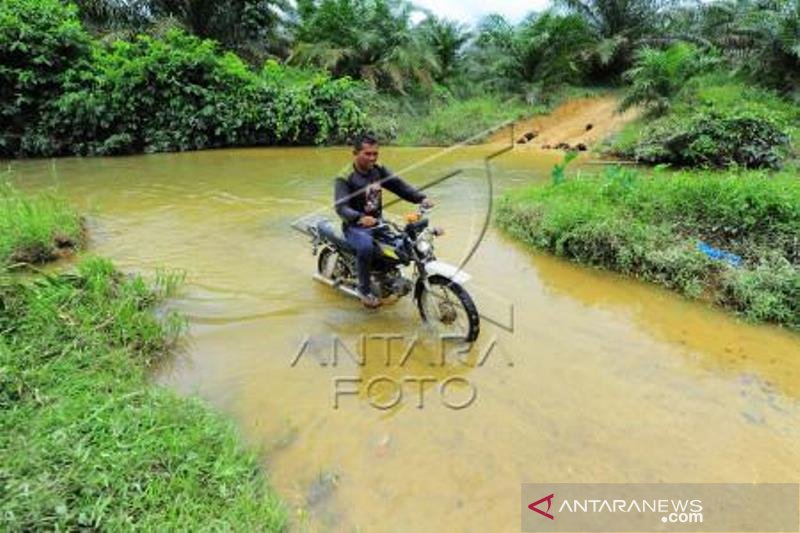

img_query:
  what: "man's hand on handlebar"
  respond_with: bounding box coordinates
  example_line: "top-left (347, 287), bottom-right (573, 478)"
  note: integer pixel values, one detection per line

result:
top-left (358, 215), bottom-right (378, 227)
top-left (421, 198), bottom-right (434, 209)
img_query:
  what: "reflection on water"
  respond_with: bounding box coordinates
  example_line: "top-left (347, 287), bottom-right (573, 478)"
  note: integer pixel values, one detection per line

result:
top-left (514, 233), bottom-right (800, 400)
top-left (7, 146), bottom-right (800, 532)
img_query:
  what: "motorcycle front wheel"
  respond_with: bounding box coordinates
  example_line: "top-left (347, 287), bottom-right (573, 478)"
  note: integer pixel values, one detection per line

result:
top-left (416, 275), bottom-right (480, 342)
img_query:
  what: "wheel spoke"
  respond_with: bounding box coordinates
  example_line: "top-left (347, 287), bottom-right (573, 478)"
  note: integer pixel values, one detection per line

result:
top-left (420, 281), bottom-right (473, 339)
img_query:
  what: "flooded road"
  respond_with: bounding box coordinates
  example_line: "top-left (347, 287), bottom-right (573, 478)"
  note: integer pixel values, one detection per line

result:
top-left (7, 146), bottom-right (800, 532)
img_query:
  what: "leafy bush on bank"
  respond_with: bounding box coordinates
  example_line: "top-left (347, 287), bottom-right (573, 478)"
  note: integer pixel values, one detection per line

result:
top-left (624, 113), bottom-right (790, 169)
top-left (496, 167), bottom-right (800, 329)
top-left (0, 0), bottom-right (90, 156)
top-left (611, 73), bottom-right (798, 169)
top-left (0, 0), bottom-right (366, 158)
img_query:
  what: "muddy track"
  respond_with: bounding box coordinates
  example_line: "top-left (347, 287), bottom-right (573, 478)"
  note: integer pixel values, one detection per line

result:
top-left (488, 95), bottom-right (640, 150)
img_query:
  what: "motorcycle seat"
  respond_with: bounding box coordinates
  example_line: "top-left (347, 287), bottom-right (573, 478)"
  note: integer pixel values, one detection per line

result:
top-left (316, 220), bottom-right (354, 253)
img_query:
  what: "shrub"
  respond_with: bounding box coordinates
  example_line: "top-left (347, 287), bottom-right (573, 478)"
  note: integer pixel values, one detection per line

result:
top-left (27, 31), bottom-right (262, 155)
top-left (610, 75), bottom-right (798, 169)
top-left (628, 112), bottom-right (790, 168)
top-left (2, 1), bottom-right (367, 158)
top-left (720, 254), bottom-right (800, 328)
top-left (0, 0), bottom-right (90, 157)
top-left (21, 30), bottom-right (367, 156)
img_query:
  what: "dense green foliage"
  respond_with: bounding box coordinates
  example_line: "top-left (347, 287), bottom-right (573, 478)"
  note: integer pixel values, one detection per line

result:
top-left (621, 113), bottom-right (790, 168)
top-left (0, 257), bottom-right (287, 530)
top-left (610, 75), bottom-right (798, 168)
top-left (0, 0), bottom-right (90, 156)
top-left (619, 42), bottom-right (716, 115)
top-left (606, 0), bottom-right (800, 168)
top-left (0, 182), bottom-right (83, 266)
top-left (676, 0), bottom-right (800, 94)
top-left (0, 0), bottom-right (366, 157)
top-left (496, 167), bottom-right (800, 328)
top-left (417, 17), bottom-right (472, 84)
top-left (73, 0), bottom-right (293, 62)
top-left (556, 0), bottom-right (672, 78)
top-left (2, 0), bottom-right (798, 155)
top-left (60, 0), bottom-right (800, 99)
top-left (31, 31), bottom-right (365, 156)
top-left (466, 12), bottom-right (597, 97)
top-left (291, 0), bottom-right (438, 93)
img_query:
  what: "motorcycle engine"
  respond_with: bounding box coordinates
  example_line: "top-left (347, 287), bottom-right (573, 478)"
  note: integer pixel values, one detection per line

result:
top-left (375, 273), bottom-right (414, 298)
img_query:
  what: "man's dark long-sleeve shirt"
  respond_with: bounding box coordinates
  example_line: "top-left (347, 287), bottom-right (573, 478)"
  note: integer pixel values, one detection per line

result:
top-left (334, 164), bottom-right (426, 225)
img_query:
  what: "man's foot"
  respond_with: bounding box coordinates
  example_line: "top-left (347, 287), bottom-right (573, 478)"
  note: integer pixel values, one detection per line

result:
top-left (358, 290), bottom-right (381, 309)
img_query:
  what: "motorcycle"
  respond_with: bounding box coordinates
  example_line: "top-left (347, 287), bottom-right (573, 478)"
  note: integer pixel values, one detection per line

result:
top-left (307, 207), bottom-right (480, 342)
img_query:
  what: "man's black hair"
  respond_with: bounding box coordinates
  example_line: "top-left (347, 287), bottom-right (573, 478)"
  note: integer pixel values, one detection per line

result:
top-left (353, 132), bottom-right (379, 151)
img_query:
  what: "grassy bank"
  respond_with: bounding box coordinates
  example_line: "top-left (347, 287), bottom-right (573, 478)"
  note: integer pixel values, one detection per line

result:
top-left (0, 182), bottom-right (83, 266)
top-left (0, 258), bottom-right (287, 529)
top-left (496, 166), bottom-right (800, 329)
top-left (0, 184), bottom-right (286, 529)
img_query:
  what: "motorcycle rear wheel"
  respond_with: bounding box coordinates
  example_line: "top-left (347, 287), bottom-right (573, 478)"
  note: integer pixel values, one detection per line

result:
top-left (416, 275), bottom-right (480, 342)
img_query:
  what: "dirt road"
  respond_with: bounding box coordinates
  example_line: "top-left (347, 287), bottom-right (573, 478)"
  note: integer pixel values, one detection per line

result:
top-left (488, 94), bottom-right (639, 150)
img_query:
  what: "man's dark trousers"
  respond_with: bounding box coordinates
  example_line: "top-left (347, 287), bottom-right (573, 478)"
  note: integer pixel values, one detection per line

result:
top-left (344, 225), bottom-right (374, 295)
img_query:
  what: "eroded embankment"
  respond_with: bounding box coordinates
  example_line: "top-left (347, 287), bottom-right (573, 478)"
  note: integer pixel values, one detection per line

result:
top-left (487, 95), bottom-right (639, 151)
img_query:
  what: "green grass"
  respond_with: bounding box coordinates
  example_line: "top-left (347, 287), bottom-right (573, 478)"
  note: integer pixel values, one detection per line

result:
top-left (0, 182), bottom-right (83, 266)
top-left (0, 257), bottom-right (287, 530)
top-left (496, 165), bottom-right (800, 329)
top-left (390, 96), bottom-right (534, 146)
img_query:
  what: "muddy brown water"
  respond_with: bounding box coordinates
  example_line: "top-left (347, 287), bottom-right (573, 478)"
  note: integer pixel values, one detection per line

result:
top-left (6, 147), bottom-right (800, 532)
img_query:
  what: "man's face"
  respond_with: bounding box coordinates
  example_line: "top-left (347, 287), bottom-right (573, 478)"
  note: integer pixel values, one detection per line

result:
top-left (354, 142), bottom-right (379, 171)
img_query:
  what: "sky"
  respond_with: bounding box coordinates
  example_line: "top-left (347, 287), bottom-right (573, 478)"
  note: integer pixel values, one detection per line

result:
top-left (410, 0), bottom-right (552, 25)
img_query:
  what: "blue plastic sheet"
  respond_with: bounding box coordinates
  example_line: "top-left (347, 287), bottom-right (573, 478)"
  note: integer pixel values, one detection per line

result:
top-left (697, 241), bottom-right (743, 267)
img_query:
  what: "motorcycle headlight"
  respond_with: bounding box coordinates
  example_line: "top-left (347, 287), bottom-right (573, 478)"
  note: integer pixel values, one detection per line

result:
top-left (416, 240), bottom-right (432, 256)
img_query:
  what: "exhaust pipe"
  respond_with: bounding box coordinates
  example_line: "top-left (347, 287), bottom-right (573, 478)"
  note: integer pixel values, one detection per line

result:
top-left (313, 274), bottom-right (361, 299)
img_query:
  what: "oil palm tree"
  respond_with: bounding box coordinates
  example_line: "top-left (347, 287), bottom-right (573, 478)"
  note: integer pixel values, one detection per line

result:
top-left (555, 0), bottom-right (675, 77)
top-left (73, 0), bottom-right (293, 60)
top-left (697, 0), bottom-right (800, 91)
top-left (290, 0), bottom-right (439, 93)
top-left (619, 42), bottom-right (709, 114)
top-left (417, 17), bottom-right (472, 82)
top-left (466, 11), bottom-right (596, 95)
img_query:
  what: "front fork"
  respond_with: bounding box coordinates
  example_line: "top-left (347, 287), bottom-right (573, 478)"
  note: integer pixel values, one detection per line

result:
top-left (413, 261), bottom-right (432, 302)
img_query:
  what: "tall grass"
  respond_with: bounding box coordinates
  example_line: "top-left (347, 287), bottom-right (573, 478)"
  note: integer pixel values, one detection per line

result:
top-left (496, 166), bottom-right (800, 329)
top-left (390, 96), bottom-right (534, 146)
top-left (0, 257), bottom-right (287, 530)
top-left (0, 182), bottom-right (83, 266)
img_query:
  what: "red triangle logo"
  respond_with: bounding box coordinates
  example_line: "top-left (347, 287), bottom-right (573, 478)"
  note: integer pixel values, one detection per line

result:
top-left (528, 493), bottom-right (555, 520)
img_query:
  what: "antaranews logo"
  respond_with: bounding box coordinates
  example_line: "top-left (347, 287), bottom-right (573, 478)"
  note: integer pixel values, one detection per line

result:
top-left (528, 493), bottom-right (555, 520)
top-left (522, 483), bottom-right (800, 533)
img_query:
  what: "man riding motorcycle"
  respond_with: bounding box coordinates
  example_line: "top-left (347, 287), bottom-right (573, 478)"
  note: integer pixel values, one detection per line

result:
top-left (334, 133), bottom-right (434, 308)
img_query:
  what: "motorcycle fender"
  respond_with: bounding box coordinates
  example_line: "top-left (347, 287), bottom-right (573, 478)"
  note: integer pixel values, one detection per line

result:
top-left (424, 261), bottom-right (471, 284)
